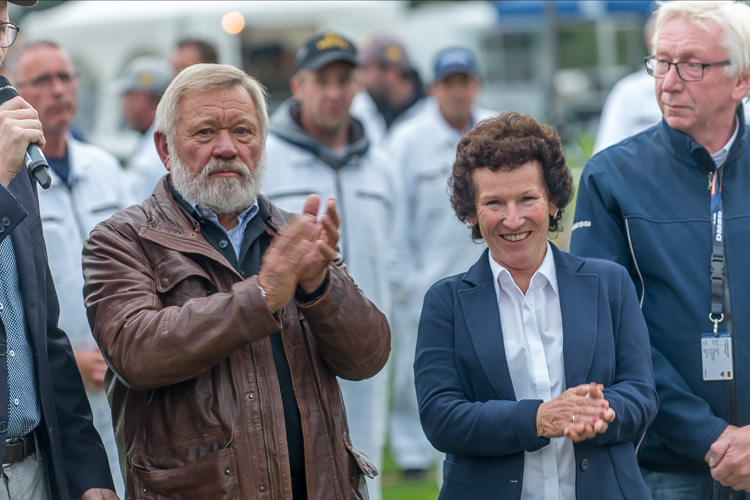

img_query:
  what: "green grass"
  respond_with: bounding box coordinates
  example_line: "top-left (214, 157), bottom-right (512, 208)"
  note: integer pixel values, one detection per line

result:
top-left (381, 447), bottom-right (440, 500)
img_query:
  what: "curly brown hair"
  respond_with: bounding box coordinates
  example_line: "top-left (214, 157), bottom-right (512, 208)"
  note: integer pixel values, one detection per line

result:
top-left (450, 111), bottom-right (574, 240)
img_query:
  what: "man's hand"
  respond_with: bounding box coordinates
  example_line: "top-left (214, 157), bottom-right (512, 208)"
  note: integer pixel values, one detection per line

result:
top-left (709, 424), bottom-right (750, 491)
top-left (297, 195), bottom-right (339, 292)
top-left (74, 348), bottom-right (108, 391)
top-left (80, 488), bottom-right (119, 500)
top-left (0, 96), bottom-right (45, 187)
top-left (258, 212), bottom-right (318, 311)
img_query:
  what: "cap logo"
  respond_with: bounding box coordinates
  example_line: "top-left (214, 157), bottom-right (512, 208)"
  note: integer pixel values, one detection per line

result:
top-left (138, 73), bottom-right (155, 87)
top-left (316, 33), bottom-right (349, 51)
top-left (385, 46), bottom-right (403, 63)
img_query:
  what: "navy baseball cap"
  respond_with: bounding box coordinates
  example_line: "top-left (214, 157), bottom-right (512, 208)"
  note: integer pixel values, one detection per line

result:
top-left (433, 47), bottom-right (479, 81)
top-left (295, 32), bottom-right (357, 73)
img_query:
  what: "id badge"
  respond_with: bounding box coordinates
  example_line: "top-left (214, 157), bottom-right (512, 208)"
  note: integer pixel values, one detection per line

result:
top-left (701, 332), bottom-right (733, 381)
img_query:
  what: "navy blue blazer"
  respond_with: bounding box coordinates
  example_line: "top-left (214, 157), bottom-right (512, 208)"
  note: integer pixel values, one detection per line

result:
top-left (415, 245), bottom-right (657, 499)
top-left (0, 169), bottom-right (113, 499)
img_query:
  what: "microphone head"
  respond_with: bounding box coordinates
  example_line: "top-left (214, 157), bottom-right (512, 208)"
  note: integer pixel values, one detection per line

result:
top-left (0, 76), bottom-right (19, 105)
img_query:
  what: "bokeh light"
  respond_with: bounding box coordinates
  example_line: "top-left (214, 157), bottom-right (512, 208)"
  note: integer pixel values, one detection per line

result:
top-left (221, 11), bottom-right (245, 35)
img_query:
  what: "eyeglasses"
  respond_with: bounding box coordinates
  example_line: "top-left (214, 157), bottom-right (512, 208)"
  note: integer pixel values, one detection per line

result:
top-left (645, 56), bottom-right (731, 82)
top-left (16, 72), bottom-right (77, 89)
top-left (0, 22), bottom-right (19, 49)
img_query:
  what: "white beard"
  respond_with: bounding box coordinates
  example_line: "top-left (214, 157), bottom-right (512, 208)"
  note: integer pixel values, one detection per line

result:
top-left (168, 144), bottom-right (266, 215)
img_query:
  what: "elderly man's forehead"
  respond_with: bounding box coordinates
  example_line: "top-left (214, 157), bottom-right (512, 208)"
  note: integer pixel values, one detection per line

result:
top-left (176, 86), bottom-right (258, 120)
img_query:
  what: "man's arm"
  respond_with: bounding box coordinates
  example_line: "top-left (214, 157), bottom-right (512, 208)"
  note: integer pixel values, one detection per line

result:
top-left (271, 195), bottom-right (391, 381)
top-left (571, 162), bottom-right (727, 463)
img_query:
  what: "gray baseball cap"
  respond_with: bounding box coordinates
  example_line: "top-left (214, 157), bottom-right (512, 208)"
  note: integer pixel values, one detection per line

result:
top-left (117, 56), bottom-right (172, 95)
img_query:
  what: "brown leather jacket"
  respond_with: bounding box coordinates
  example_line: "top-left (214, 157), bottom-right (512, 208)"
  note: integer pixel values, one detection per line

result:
top-left (82, 179), bottom-right (390, 499)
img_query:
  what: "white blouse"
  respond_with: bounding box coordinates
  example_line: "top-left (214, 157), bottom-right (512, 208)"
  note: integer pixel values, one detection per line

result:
top-left (489, 242), bottom-right (575, 500)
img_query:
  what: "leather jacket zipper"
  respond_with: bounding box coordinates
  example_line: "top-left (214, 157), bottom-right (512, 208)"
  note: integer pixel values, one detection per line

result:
top-left (251, 344), bottom-right (276, 499)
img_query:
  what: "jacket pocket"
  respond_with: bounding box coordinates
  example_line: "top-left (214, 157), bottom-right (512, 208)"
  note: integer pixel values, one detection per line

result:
top-left (152, 251), bottom-right (216, 306)
top-left (131, 447), bottom-right (239, 500)
top-left (439, 458), bottom-right (475, 499)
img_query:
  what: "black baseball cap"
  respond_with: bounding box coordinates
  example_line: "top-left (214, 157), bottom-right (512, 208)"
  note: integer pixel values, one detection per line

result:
top-left (295, 32), bottom-right (357, 73)
top-left (9, 1), bottom-right (38, 6)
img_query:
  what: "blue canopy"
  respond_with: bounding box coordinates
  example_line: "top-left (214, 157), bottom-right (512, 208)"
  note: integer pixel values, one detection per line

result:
top-left (492, 1), bottom-right (656, 21)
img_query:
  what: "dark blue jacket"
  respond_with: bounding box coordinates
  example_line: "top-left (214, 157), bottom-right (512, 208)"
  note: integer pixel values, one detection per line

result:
top-left (571, 106), bottom-right (750, 472)
top-left (415, 245), bottom-right (656, 499)
top-left (0, 168), bottom-right (113, 499)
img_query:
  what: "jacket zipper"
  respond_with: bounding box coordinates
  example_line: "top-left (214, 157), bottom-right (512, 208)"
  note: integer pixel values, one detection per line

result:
top-left (250, 344), bottom-right (276, 499)
top-left (67, 183), bottom-right (87, 243)
top-left (334, 169), bottom-right (348, 258)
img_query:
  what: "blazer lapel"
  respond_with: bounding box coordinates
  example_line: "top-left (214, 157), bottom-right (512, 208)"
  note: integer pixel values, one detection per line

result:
top-left (554, 246), bottom-right (598, 388)
top-left (458, 250), bottom-right (517, 401)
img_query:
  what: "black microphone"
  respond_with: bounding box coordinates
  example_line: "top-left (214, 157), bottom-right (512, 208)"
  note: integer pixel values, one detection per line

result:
top-left (0, 76), bottom-right (51, 189)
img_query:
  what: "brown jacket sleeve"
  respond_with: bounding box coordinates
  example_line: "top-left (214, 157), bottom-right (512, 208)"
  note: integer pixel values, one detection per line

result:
top-left (297, 254), bottom-right (390, 381)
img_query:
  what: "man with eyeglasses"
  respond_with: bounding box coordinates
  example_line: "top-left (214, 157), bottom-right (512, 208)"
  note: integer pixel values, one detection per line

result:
top-left (571, 1), bottom-right (750, 499)
top-left (3, 39), bottom-right (132, 497)
top-left (0, 2), bottom-right (119, 500)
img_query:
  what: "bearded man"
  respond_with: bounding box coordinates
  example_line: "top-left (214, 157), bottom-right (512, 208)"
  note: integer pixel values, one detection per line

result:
top-left (81, 63), bottom-right (390, 500)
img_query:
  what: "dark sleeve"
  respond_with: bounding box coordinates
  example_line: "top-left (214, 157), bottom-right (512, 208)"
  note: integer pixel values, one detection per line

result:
top-left (569, 160), bottom-right (633, 272)
top-left (414, 283), bottom-right (549, 456)
top-left (297, 255), bottom-right (391, 381)
top-left (587, 266), bottom-right (658, 445)
top-left (44, 265), bottom-right (116, 497)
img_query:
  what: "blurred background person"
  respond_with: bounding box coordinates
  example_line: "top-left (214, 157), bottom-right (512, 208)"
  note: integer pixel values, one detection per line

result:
top-left (593, 13), bottom-right (660, 154)
top-left (387, 46), bottom-right (494, 481)
top-left (350, 33), bottom-right (428, 146)
top-left (171, 38), bottom-right (218, 76)
top-left (119, 55), bottom-right (171, 202)
top-left (3, 39), bottom-right (132, 497)
top-left (263, 31), bottom-right (399, 500)
top-left (415, 112), bottom-right (657, 499)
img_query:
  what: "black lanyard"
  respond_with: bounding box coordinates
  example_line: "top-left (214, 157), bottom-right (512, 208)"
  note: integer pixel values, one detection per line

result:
top-left (710, 166), bottom-right (725, 334)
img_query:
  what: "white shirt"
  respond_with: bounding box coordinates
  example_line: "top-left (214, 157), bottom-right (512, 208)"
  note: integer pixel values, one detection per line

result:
top-left (489, 242), bottom-right (575, 500)
top-left (710, 118), bottom-right (739, 168)
top-left (126, 122), bottom-right (168, 203)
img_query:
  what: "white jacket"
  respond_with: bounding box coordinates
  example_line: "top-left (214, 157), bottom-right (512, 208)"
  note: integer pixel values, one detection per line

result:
top-left (126, 123), bottom-right (168, 203)
top-left (263, 100), bottom-right (400, 313)
top-left (37, 136), bottom-right (133, 496)
top-left (350, 91), bottom-right (432, 148)
top-left (388, 104), bottom-right (495, 323)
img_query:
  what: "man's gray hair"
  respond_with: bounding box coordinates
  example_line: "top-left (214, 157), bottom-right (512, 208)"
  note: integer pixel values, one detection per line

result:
top-left (2, 40), bottom-right (70, 82)
top-left (652, 1), bottom-right (750, 81)
top-left (154, 63), bottom-right (269, 144)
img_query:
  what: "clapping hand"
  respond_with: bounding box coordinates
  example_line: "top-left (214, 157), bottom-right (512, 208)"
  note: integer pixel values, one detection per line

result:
top-left (258, 195), bottom-right (339, 311)
top-left (537, 382), bottom-right (616, 443)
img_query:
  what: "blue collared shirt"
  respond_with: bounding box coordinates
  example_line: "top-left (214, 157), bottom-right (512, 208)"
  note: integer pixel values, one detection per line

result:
top-left (0, 233), bottom-right (41, 439)
top-left (184, 198), bottom-right (259, 261)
